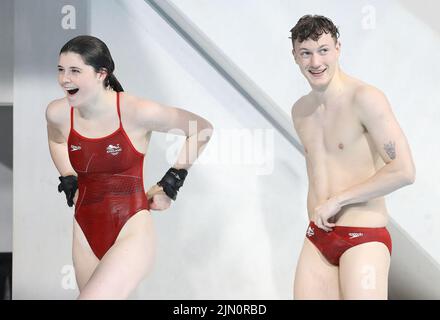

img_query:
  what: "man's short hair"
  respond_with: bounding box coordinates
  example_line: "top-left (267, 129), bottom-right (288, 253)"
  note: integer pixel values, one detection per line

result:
top-left (289, 15), bottom-right (340, 48)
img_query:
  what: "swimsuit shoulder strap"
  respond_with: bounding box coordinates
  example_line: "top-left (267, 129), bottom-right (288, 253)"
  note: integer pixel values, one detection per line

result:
top-left (70, 106), bottom-right (74, 130)
top-left (116, 91), bottom-right (122, 128)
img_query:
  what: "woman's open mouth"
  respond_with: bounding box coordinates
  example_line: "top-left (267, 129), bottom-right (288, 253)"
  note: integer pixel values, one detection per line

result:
top-left (66, 88), bottom-right (79, 95)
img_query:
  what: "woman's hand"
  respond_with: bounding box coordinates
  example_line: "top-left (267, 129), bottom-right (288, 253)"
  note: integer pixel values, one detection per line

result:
top-left (313, 197), bottom-right (342, 232)
top-left (146, 184), bottom-right (172, 210)
top-left (73, 189), bottom-right (79, 206)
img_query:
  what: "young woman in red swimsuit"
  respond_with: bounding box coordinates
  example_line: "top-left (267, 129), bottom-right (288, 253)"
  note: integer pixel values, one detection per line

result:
top-left (46, 35), bottom-right (213, 299)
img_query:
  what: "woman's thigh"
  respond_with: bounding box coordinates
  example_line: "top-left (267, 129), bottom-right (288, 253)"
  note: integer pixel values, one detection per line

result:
top-left (77, 210), bottom-right (155, 299)
top-left (72, 218), bottom-right (99, 291)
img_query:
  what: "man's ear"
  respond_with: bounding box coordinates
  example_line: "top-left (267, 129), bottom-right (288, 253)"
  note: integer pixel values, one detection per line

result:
top-left (335, 40), bottom-right (342, 55)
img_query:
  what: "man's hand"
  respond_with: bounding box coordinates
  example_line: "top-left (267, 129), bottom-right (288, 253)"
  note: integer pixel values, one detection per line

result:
top-left (147, 184), bottom-right (171, 211)
top-left (313, 197), bottom-right (342, 232)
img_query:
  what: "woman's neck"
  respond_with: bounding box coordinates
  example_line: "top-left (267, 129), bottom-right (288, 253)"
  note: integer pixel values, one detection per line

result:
top-left (77, 89), bottom-right (115, 119)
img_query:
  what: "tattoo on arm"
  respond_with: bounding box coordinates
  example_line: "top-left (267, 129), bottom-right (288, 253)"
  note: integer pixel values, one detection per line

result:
top-left (384, 141), bottom-right (396, 160)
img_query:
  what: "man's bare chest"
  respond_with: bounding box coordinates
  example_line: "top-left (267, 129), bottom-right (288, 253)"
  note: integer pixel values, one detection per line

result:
top-left (296, 103), bottom-right (366, 156)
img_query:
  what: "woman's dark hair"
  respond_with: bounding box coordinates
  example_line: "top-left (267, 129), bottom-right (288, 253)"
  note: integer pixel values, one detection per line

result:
top-left (60, 35), bottom-right (124, 92)
top-left (289, 15), bottom-right (340, 48)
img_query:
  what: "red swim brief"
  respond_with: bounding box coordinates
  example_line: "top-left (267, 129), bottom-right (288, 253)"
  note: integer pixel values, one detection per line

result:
top-left (305, 221), bottom-right (392, 266)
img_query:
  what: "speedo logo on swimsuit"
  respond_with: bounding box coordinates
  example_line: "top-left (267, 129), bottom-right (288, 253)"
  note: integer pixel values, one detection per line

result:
top-left (306, 226), bottom-right (314, 237)
top-left (348, 232), bottom-right (364, 239)
top-left (70, 145), bottom-right (81, 152)
top-left (106, 144), bottom-right (122, 156)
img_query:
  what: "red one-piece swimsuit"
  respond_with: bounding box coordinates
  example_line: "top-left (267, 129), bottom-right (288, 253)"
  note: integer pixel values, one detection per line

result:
top-left (68, 91), bottom-right (149, 259)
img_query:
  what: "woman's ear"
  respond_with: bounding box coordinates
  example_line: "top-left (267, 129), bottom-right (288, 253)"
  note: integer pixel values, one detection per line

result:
top-left (97, 67), bottom-right (108, 81)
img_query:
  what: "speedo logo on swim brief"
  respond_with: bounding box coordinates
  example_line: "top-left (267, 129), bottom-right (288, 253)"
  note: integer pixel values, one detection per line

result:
top-left (306, 226), bottom-right (314, 237)
top-left (106, 144), bottom-right (122, 156)
top-left (348, 232), bottom-right (364, 239)
top-left (70, 145), bottom-right (81, 152)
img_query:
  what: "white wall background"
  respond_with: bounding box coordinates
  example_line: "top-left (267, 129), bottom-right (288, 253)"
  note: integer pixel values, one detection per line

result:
top-left (91, 0), bottom-right (309, 299)
top-left (168, 0), bottom-right (440, 265)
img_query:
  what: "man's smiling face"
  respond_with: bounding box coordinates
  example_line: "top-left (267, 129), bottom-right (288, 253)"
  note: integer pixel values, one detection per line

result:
top-left (293, 32), bottom-right (341, 90)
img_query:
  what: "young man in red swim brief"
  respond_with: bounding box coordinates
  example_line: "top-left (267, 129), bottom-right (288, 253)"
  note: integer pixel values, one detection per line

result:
top-left (289, 15), bottom-right (415, 299)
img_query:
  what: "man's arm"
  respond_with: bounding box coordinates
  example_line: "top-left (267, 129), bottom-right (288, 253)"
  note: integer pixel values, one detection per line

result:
top-left (335, 86), bottom-right (416, 206)
top-left (291, 95), bottom-right (309, 152)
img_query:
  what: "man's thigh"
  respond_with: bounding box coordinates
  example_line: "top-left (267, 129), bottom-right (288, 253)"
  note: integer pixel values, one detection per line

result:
top-left (294, 238), bottom-right (341, 300)
top-left (339, 241), bottom-right (391, 300)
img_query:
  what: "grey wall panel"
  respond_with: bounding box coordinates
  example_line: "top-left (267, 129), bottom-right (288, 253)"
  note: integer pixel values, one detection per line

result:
top-left (0, 0), bottom-right (13, 103)
top-left (0, 107), bottom-right (12, 253)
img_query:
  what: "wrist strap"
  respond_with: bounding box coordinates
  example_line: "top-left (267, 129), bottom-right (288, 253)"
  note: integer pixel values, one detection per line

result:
top-left (157, 168), bottom-right (188, 200)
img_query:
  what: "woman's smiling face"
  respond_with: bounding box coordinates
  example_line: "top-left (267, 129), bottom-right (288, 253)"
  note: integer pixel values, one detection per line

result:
top-left (57, 51), bottom-right (107, 104)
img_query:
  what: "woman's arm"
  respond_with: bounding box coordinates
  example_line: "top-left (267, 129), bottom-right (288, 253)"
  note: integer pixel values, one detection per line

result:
top-left (136, 100), bottom-right (214, 169)
top-left (46, 100), bottom-right (76, 176)
top-left (46, 100), bottom-right (79, 206)
top-left (134, 99), bottom-right (213, 207)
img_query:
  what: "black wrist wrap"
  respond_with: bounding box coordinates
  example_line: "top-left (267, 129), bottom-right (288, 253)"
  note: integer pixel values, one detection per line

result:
top-left (157, 168), bottom-right (188, 200)
top-left (58, 175), bottom-right (78, 207)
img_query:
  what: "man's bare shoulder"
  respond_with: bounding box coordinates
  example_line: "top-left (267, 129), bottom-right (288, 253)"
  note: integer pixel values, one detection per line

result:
top-left (352, 83), bottom-right (391, 118)
top-left (291, 94), bottom-right (312, 121)
top-left (45, 97), bottom-right (69, 126)
top-left (353, 83), bottom-right (387, 104)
